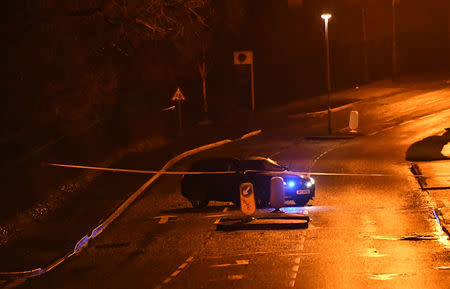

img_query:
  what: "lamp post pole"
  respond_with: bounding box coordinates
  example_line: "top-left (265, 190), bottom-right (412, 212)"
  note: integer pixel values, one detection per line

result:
top-left (392, 0), bottom-right (399, 80)
top-left (322, 13), bottom-right (332, 135)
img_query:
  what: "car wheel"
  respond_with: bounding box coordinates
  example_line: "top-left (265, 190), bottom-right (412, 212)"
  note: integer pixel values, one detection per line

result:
top-left (190, 199), bottom-right (209, 209)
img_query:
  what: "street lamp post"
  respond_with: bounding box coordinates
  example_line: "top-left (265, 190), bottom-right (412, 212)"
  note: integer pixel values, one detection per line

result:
top-left (392, 0), bottom-right (399, 81)
top-left (321, 13), bottom-right (332, 135)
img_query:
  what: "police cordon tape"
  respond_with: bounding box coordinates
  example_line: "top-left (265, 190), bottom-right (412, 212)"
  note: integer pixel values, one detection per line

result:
top-left (47, 163), bottom-right (450, 178)
top-left (0, 130), bottom-right (262, 279)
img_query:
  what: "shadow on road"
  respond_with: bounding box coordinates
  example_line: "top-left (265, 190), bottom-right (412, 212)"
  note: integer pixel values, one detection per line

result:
top-left (406, 128), bottom-right (450, 161)
top-left (161, 204), bottom-right (238, 215)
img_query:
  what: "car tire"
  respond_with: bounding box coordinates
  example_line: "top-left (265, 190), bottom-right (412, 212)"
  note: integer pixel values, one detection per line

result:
top-left (190, 199), bottom-right (209, 209)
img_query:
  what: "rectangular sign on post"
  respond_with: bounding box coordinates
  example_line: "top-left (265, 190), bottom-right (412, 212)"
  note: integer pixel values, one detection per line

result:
top-left (233, 51), bottom-right (255, 111)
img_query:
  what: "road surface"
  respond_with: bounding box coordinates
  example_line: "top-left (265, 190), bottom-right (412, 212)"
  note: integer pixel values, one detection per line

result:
top-left (3, 80), bottom-right (450, 289)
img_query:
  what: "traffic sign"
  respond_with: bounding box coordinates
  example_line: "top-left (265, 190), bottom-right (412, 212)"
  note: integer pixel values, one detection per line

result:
top-left (171, 87), bottom-right (186, 102)
top-left (233, 51), bottom-right (253, 65)
top-left (240, 182), bottom-right (256, 216)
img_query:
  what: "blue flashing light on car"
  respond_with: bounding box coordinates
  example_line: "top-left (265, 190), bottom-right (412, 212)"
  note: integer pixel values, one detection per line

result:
top-left (287, 181), bottom-right (296, 188)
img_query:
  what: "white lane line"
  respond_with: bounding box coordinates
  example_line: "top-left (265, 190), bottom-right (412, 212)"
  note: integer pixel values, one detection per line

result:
top-left (222, 207), bottom-right (229, 213)
top-left (214, 218), bottom-right (221, 225)
top-left (170, 270), bottom-right (181, 277)
top-left (3, 279), bottom-right (26, 289)
top-left (288, 280), bottom-right (296, 287)
top-left (228, 275), bottom-right (244, 280)
top-left (400, 120), bottom-right (414, 126)
top-left (154, 256), bottom-right (195, 289)
top-left (368, 131), bottom-right (379, 136)
top-left (289, 272), bottom-right (298, 279)
top-left (155, 216), bottom-right (175, 224)
top-left (419, 114), bottom-right (433, 120)
top-left (291, 265), bottom-right (299, 272)
top-left (424, 99), bottom-right (441, 105)
top-left (205, 214), bottom-right (228, 218)
top-left (294, 257), bottom-right (301, 264)
top-left (209, 260), bottom-right (249, 268)
top-left (236, 260), bottom-right (249, 265)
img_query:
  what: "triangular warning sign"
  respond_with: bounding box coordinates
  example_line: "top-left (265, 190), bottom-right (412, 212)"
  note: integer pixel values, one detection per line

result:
top-left (171, 87), bottom-right (186, 102)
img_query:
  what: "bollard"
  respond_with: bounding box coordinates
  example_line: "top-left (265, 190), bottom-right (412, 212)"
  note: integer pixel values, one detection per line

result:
top-left (240, 182), bottom-right (256, 216)
top-left (270, 177), bottom-right (285, 212)
top-left (349, 110), bottom-right (359, 132)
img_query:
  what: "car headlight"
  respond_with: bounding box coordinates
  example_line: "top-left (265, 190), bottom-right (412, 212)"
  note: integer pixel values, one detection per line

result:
top-left (306, 181), bottom-right (312, 188)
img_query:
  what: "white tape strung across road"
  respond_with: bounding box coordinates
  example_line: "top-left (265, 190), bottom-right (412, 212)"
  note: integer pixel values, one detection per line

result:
top-left (48, 164), bottom-right (450, 179)
top-left (48, 163), bottom-right (237, 175)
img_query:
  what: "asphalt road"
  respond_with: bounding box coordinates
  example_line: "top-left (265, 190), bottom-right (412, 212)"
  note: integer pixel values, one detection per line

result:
top-left (4, 81), bottom-right (450, 289)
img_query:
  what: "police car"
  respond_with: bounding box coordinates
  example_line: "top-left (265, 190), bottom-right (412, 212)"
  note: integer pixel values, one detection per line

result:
top-left (181, 156), bottom-right (315, 208)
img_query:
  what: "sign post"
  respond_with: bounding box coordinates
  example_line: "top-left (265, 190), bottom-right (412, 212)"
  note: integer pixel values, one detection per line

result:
top-left (171, 87), bottom-right (186, 135)
top-left (233, 51), bottom-right (255, 111)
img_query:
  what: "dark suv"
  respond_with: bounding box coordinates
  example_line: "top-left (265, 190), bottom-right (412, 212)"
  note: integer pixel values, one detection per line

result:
top-left (181, 156), bottom-right (315, 208)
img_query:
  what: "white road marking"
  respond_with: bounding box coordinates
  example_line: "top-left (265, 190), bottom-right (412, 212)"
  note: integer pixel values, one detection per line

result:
top-left (424, 99), bottom-right (440, 105)
top-left (291, 265), bottom-right (299, 272)
top-left (228, 275), bottom-right (244, 280)
top-left (294, 257), bottom-right (301, 264)
top-left (419, 114), bottom-right (433, 119)
top-left (222, 207), bottom-right (229, 213)
top-left (205, 214), bottom-right (228, 218)
top-left (400, 120), bottom-right (414, 126)
top-left (154, 256), bottom-right (194, 289)
top-left (236, 260), bottom-right (249, 265)
top-left (214, 218), bottom-right (221, 225)
top-left (209, 260), bottom-right (249, 268)
top-left (288, 280), bottom-right (296, 287)
top-left (154, 215), bottom-right (175, 224)
top-left (4, 279), bottom-right (27, 289)
top-left (170, 270), bottom-right (181, 277)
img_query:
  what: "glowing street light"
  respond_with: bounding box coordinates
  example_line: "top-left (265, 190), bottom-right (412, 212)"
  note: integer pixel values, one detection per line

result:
top-left (321, 13), bottom-right (332, 135)
top-left (321, 13), bottom-right (331, 21)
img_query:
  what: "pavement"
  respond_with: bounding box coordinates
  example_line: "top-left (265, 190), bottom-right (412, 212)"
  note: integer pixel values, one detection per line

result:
top-left (411, 160), bottom-right (450, 235)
